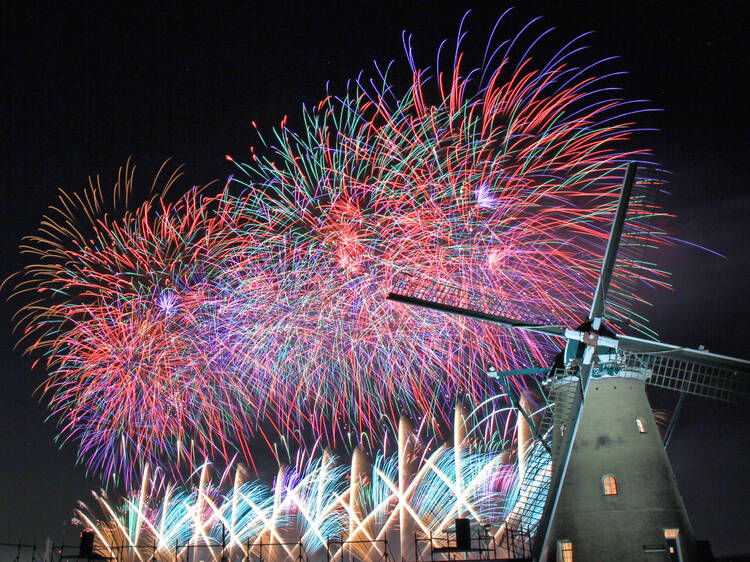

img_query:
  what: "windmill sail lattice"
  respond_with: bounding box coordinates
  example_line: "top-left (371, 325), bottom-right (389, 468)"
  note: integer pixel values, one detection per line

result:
top-left (601, 173), bottom-right (664, 334)
top-left (389, 274), bottom-right (561, 330)
top-left (623, 350), bottom-right (750, 402)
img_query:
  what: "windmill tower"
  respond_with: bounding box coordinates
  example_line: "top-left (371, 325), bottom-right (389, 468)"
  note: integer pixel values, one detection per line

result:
top-left (387, 163), bottom-right (750, 561)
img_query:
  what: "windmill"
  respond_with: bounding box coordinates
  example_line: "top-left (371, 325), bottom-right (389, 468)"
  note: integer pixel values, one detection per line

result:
top-left (387, 163), bottom-right (750, 561)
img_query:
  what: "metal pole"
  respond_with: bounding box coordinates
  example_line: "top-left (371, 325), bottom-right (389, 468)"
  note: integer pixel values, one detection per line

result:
top-left (665, 380), bottom-right (689, 448)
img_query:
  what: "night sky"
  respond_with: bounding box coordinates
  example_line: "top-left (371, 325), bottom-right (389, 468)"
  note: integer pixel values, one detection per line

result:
top-left (2, 2), bottom-right (748, 556)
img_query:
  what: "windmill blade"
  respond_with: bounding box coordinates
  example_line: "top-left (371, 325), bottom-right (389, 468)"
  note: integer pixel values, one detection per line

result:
top-left (616, 336), bottom-right (750, 403)
top-left (617, 334), bottom-right (750, 369)
top-left (588, 162), bottom-right (638, 321)
top-left (601, 170), bottom-right (666, 335)
top-left (387, 273), bottom-right (566, 338)
top-left (637, 353), bottom-right (749, 403)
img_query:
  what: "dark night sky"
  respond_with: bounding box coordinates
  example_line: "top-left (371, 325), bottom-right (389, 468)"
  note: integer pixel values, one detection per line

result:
top-left (1, 2), bottom-right (749, 556)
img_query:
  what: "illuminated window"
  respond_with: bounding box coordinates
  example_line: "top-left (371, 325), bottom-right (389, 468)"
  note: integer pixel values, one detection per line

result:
top-left (635, 417), bottom-right (646, 433)
top-left (664, 528), bottom-right (679, 539)
top-left (602, 474), bottom-right (618, 495)
top-left (557, 540), bottom-right (573, 562)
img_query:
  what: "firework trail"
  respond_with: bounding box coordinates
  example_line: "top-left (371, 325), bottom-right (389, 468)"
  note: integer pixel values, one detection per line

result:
top-left (12, 13), bottom-right (671, 485)
top-left (223, 13), bottom-right (670, 448)
top-left (12, 161), bottom-right (271, 484)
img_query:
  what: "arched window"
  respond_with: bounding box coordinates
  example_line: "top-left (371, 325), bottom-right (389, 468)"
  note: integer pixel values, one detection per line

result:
top-left (635, 417), bottom-right (646, 433)
top-left (557, 539), bottom-right (574, 562)
top-left (602, 474), bottom-right (618, 495)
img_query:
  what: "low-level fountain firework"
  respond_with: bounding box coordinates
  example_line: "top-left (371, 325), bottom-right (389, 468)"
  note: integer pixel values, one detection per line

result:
top-left (76, 403), bottom-right (551, 561)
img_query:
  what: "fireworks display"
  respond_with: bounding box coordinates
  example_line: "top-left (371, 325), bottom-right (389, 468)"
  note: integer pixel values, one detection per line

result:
top-left (222, 16), bottom-right (670, 449)
top-left (11, 14), bottom-right (668, 491)
top-left (74, 405), bottom-right (546, 561)
top-left (13, 163), bottom-right (262, 482)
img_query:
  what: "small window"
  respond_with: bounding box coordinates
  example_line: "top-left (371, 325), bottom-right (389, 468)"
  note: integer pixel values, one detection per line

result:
top-left (664, 528), bottom-right (683, 560)
top-left (602, 474), bottom-right (618, 495)
top-left (557, 539), bottom-right (573, 562)
top-left (635, 417), bottom-right (646, 433)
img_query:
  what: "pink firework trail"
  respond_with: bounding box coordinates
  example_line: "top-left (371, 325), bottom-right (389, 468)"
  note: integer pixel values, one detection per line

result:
top-left (12, 15), bottom-right (671, 486)
top-left (225, 16), bottom-right (670, 451)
